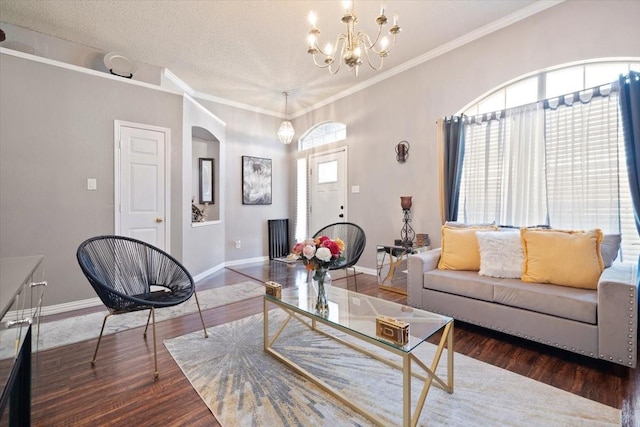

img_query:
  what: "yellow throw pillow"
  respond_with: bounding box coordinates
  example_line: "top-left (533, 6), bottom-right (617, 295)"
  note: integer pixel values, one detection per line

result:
top-left (521, 228), bottom-right (604, 289)
top-left (438, 225), bottom-right (498, 271)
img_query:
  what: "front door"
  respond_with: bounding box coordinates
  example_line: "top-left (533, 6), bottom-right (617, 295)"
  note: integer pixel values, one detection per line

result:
top-left (309, 148), bottom-right (347, 235)
top-left (115, 121), bottom-right (169, 250)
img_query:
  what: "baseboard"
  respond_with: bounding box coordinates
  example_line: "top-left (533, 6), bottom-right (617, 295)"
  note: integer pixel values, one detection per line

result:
top-left (192, 262), bottom-right (226, 283)
top-left (41, 297), bottom-right (103, 317)
top-left (224, 256), bottom-right (269, 267)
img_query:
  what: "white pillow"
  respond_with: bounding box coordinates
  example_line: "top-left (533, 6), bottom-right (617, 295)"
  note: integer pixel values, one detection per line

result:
top-left (476, 231), bottom-right (524, 279)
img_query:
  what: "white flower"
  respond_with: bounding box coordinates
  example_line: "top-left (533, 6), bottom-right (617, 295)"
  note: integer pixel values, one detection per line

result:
top-left (304, 238), bottom-right (316, 246)
top-left (315, 247), bottom-right (332, 262)
top-left (302, 245), bottom-right (316, 259)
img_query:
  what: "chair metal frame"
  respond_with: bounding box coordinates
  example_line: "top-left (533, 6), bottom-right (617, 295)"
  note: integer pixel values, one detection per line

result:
top-left (76, 235), bottom-right (208, 379)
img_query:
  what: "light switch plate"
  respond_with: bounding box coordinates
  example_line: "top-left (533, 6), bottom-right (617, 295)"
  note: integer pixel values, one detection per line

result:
top-left (87, 178), bottom-right (97, 190)
top-left (351, 185), bottom-right (360, 193)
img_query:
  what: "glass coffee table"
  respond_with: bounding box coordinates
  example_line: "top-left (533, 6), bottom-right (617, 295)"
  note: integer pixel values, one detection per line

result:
top-left (264, 282), bottom-right (453, 427)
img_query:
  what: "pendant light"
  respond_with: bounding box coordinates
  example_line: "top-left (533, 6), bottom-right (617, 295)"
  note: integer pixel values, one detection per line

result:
top-left (277, 92), bottom-right (294, 144)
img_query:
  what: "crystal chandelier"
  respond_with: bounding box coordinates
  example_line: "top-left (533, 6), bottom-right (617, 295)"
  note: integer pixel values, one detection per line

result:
top-left (307, 0), bottom-right (401, 76)
top-left (277, 92), bottom-right (294, 144)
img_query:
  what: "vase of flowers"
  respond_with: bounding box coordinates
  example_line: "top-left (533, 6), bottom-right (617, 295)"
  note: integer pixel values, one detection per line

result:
top-left (291, 236), bottom-right (345, 315)
top-left (312, 267), bottom-right (331, 314)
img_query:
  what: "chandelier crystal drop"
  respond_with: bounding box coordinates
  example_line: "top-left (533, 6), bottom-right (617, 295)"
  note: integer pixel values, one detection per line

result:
top-left (277, 92), bottom-right (294, 145)
top-left (307, 0), bottom-right (401, 76)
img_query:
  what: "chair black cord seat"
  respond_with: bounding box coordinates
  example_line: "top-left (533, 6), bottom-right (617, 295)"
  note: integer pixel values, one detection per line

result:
top-left (76, 235), bottom-right (208, 379)
top-left (312, 222), bottom-right (366, 291)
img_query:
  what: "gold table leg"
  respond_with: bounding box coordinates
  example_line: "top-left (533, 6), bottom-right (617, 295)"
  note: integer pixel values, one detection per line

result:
top-left (264, 296), bottom-right (454, 426)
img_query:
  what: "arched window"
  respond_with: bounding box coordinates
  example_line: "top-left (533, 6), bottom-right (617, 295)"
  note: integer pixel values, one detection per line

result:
top-left (457, 59), bottom-right (640, 262)
top-left (298, 121), bottom-right (346, 151)
top-left (461, 59), bottom-right (640, 116)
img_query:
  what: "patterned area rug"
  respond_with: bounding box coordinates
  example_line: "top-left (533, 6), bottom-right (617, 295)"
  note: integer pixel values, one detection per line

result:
top-left (0, 281), bottom-right (264, 358)
top-left (164, 310), bottom-right (620, 427)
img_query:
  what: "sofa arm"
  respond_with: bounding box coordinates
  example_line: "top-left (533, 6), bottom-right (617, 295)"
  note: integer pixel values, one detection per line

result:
top-left (407, 248), bottom-right (441, 308)
top-left (597, 262), bottom-right (639, 367)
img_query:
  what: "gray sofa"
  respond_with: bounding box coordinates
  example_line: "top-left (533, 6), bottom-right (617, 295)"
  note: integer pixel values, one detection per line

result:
top-left (407, 248), bottom-right (639, 367)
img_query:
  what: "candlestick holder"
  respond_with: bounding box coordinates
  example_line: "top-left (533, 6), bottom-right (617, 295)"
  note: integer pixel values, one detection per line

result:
top-left (400, 196), bottom-right (415, 245)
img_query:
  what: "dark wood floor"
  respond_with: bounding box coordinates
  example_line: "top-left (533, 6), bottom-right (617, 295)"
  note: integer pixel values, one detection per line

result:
top-left (30, 261), bottom-right (638, 426)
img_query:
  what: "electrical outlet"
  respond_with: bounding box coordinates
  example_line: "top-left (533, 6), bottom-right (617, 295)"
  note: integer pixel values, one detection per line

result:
top-left (235, 239), bottom-right (241, 249)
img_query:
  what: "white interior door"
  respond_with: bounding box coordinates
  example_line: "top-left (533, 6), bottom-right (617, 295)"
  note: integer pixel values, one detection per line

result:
top-left (309, 148), bottom-right (347, 234)
top-left (115, 122), bottom-right (169, 250)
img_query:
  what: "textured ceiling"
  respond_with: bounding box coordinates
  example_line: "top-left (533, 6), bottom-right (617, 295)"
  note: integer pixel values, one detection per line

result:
top-left (0, 0), bottom-right (555, 116)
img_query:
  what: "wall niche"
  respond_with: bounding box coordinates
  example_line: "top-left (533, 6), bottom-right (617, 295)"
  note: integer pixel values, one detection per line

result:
top-left (191, 126), bottom-right (220, 223)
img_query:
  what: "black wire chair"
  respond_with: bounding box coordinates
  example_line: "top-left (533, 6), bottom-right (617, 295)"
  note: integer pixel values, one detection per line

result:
top-left (76, 235), bottom-right (208, 379)
top-left (313, 222), bottom-right (366, 291)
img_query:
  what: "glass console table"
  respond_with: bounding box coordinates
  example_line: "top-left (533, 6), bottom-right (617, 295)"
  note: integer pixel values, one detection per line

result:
top-left (264, 283), bottom-right (453, 426)
top-left (376, 244), bottom-right (429, 295)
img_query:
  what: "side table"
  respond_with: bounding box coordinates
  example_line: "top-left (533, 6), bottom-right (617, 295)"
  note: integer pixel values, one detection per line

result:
top-left (376, 244), bottom-right (429, 295)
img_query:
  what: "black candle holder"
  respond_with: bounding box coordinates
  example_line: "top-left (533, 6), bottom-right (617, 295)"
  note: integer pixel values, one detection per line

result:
top-left (400, 208), bottom-right (415, 245)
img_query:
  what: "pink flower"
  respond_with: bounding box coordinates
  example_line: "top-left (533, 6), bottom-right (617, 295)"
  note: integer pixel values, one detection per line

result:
top-left (302, 245), bottom-right (316, 259)
top-left (292, 242), bottom-right (305, 255)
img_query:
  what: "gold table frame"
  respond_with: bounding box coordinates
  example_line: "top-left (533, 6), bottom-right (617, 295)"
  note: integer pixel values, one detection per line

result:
top-left (377, 244), bottom-right (429, 295)
top-left (263, 296), bottom-right (454, 427)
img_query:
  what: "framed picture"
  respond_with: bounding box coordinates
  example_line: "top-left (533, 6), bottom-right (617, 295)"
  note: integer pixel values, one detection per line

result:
top-left (199, 158), bottom-right (214, 204)
top-left (242, 156), bottom-right (272, 205)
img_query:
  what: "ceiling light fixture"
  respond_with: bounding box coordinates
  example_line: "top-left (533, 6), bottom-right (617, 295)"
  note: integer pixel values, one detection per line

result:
top-left (307, 0), bottom-right (401, 76)
top-left (277, 92), bottom-right (294, 145)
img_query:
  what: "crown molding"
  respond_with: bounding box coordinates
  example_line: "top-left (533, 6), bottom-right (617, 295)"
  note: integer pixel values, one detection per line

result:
top-left (0, 47), bottom-right (181, 95)
top-left (291, 0), bottom-right (564, 118)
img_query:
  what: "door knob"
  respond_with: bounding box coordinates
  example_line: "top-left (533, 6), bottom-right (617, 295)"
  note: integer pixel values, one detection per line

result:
top-left (339, 214), bottom-right (344, 218)
top-left (156, 218), bottom-right (164, 223)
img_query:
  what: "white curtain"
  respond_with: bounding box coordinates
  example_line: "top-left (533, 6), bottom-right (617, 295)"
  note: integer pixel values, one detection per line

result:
top-left (545, 90), bottom-right (621, 233)
top-left (459, 103), bottom-right (547, 226)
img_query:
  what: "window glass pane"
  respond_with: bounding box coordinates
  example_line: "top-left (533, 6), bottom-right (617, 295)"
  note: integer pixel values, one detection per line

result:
top-left (505, 77), bottom-right (538, 108)
top-left (585, 63), bottom-right (629, 87)
top-left (463, 103), bottom-right (478, 117)
top-left (546, 66), bottom-right (583, 98)
top-left (477, 90), bottom-right (504, 114)
top-left (318, 160), bottom-right (337, 184)
top-left (457, 60), bottom-right (640, 263)
top-left (300, 122), bottom-right (347, 151)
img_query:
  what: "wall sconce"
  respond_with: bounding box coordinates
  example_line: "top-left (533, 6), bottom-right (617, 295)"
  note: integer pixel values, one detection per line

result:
top-left (395, 140), bottom-right (409, 163)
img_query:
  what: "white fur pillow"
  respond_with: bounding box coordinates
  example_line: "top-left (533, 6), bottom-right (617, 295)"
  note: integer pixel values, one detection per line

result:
top-left (476, 231), bottom-right (524, 279)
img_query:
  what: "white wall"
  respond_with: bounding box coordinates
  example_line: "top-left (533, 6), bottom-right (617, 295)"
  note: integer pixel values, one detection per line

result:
top-left (181, 96), bottom-right (227, 276)
top-left (292, 0), bottom-right (640, 271)
top-left (0, 52), bottom-right (184, 306)
top-left (197, 99), bottom-right (291, 262)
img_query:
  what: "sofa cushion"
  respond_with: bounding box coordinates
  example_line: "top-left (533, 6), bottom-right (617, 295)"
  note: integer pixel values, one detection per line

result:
top-left (424, 269), bottom-right (496, 302)
top-left (438, 225), bottom-right (498, 271)
top-left (493, 278), bottom-right (597, 324)
top-left (476, 230), bottom-right (523, 279)
top-left (601, 234), bottom-right (621, 267)
top-left (521, 228), bottom-right (604, 289)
